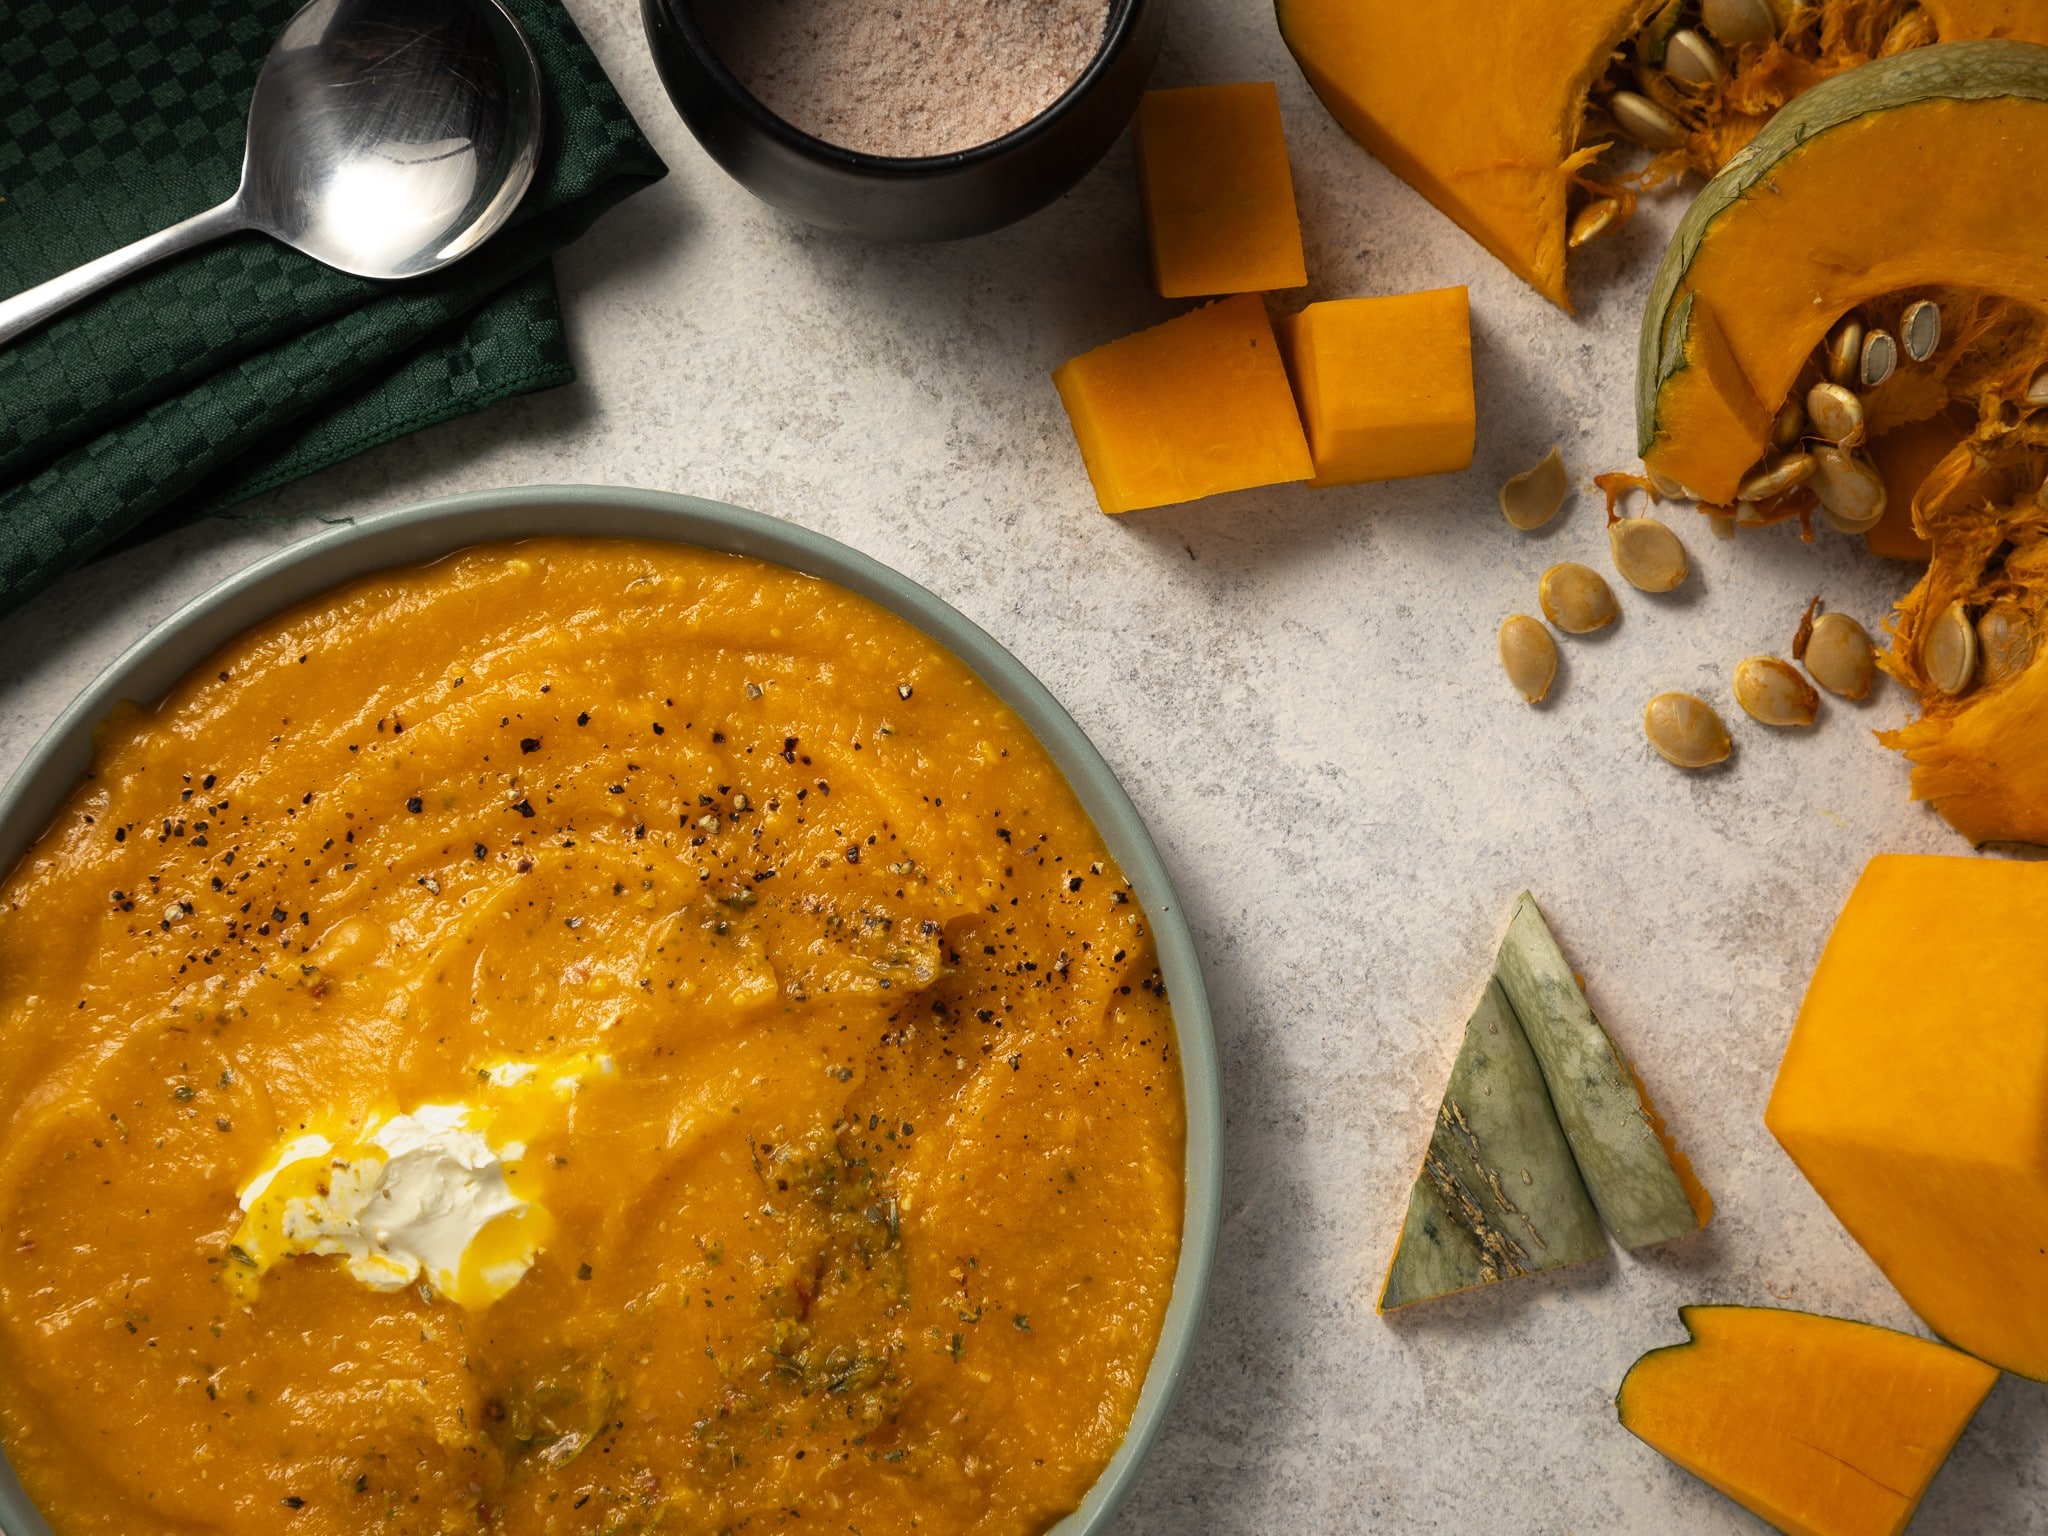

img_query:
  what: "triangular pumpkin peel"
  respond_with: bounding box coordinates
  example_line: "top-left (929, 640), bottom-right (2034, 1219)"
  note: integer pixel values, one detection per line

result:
top-left (1380, 892), bottom-right (1708, 1311)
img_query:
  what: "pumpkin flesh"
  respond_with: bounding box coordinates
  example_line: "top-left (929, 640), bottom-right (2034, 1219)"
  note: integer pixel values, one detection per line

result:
top-left (1767, 854), bottom-right (2048, 1378)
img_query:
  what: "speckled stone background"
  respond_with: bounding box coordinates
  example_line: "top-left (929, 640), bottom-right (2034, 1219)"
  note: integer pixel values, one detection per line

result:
top-left (4, 1), bottom-right (2045, 1531)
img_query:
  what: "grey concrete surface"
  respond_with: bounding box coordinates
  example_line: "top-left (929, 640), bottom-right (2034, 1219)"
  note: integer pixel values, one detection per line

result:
top-left (3, 0), bottom-right (2042, 1530)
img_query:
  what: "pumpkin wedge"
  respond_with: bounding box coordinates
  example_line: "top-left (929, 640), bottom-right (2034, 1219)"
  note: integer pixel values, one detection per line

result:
top-left (1636, 40), bottom-right (2048, 504)
top-left (1768, 854), bottom-right (2048, 1378)
top-left (1618, 1306), bottom-right (1998, 1536)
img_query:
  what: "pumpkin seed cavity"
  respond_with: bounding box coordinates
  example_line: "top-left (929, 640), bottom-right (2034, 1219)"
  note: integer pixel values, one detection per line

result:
top-left (1609, 517), bottom-right (1689, 592)
top-left (1644, 692), bottom-right (1731, 768)
top-left (1733, 657), bottom-right (1818, 728)
top-left (1539, 563), bottom-right (1619, 634)
top-left (1499, 615), bottom-right (1559, 704)
top-left (1501, 448), bottom-right (1569, 529)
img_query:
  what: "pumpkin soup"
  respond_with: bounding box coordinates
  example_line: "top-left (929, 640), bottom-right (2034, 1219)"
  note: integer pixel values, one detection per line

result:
top-left (0, 539), bottom-right (1185, 1535)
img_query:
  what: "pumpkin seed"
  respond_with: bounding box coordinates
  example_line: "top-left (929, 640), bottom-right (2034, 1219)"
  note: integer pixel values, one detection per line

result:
top-left (1826, 316), bottom-right (1865, 387)
top-left (1860, 328), bottom-right (1898, 388)
top-left (1700, 0), bottom-right (1777, 46)
top-left (1733, 656), bottom-right (1818, 727)
top-left (1647, 467), bottom-right (1690, 500)
top-left (1976, 602), bottom-right (2035, 687)
top-left (1737, 451), bottom-right (1815, 502)
top-left (2026, 367), bottom-right (2048, 407)
top-left (1500, 447), bottom-right (1569, 529)
top-left (1901, 299), bottom-right (1941, 362)
top-left (1803, 612), bottom-right (1877, 700)
top-left (1644, 692), bottom-right (1732, 768)
top-left (1569, 197), bottom-right (1624, 250)
top-left (1539, 562), bottom-right (1619, 634)
top-left (1664, 28), bottom-right (1726, 86)
top-left (1880, 6), bottom-right (1936, 56)
top-left (1499, 615), bottom-right (1559, 703)
top-left (1609, 517), bottom-right (1690, 592)
top-left (1923, 600), bottom-right (1979, 696)
top-left (1808, 445), bottom-right (1886, 531)
top-left (1803, 382), bottom-right (1864, 444)
top-left (1771, 398), bottom-right (1806, 450)
top-left (1710, 512), bottom-right (1737, 539)
top-left (1610, 90), bottom-right (1687, 150)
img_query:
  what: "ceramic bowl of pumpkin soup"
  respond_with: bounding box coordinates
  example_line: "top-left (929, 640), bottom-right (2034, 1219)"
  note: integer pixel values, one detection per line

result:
top-left (0, 487), bottom-right (1218, 1536)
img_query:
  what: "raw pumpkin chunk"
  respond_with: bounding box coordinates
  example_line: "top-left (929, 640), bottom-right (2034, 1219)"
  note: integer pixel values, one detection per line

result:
top-left (1618, 1306), bottom-right (1997, 1536)
top-left (1379, 978), bottom-right (1604, 1311)
top-left (1767, 854), bottom-right (2048, 1378)
top-left (1494, 892), bottom-right (1709, 1248)
top-left (1051, 294), bottom-right (1313, 514)
top-left (1274, 288), bottom-right (1475, 488)
top-left (1132, 83), bottom-right (1307, 299)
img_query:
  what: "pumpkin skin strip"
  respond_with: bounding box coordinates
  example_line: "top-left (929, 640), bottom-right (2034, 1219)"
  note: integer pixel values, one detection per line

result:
top-left (1636, 41), bottom-right (2048, 503)
top-left (1617, 1306), bottom-right (1998, 1536)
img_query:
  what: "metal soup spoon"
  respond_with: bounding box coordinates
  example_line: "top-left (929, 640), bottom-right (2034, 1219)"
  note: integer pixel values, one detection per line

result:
top-left (0, 0), bottom-right (543, 348)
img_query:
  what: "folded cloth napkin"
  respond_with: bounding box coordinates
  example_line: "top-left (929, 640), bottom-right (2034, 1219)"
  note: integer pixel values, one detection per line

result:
top-left (0, 0), bottom-right (667, 614)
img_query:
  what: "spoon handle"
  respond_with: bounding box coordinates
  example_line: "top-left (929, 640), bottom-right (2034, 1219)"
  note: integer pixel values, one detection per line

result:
top-left (0, 197), bottom-right (248, 349)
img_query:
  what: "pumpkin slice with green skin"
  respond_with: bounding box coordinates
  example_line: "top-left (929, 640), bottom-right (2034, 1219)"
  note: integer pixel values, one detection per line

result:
top-left (1494, 892), bottom-right (1711, 1248)
top-left (1378, 977), bottom-right (1605, 1311)
top-left (1618, 1306), bottom-right (1998, 1536)
top-left (1636, 40), bottom-right (2048, 504)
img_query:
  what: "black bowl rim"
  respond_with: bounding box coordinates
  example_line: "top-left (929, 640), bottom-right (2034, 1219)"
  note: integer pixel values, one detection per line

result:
top-left (658, 0), bottom-right (1144, 174)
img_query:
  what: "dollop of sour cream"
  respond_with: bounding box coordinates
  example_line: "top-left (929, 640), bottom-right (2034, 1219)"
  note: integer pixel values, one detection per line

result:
top-left (229, 1103), bottom-right (549, 1309)
top-left (227, 1052), bottom-right (613, 1309)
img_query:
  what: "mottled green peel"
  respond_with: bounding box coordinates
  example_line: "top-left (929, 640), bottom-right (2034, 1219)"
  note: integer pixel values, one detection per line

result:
top-left (1493, 892), bottom-right (1704, 1250)
top-left (1379, 978), bottom-right (1604, 1311)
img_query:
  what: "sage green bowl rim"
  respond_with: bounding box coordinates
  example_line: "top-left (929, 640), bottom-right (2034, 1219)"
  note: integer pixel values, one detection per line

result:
top-left (0, 485), bottom-right (1220, 1536)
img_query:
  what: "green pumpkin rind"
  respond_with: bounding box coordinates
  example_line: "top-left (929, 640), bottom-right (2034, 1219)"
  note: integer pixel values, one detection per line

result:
top-left (1494, 892), bottom-right (1703, 1250)
top-left (1635, 40), bottom-right (2048, 459)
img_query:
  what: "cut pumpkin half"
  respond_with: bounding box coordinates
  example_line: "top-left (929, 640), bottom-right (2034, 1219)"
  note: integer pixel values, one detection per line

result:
top-left (1276, 1), bottom-right (2046, 311)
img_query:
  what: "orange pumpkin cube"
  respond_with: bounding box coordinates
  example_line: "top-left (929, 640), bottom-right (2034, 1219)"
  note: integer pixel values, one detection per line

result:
top-left (1051, 294), bottom-right (1313, 514)
top-left (1133, 83), bottom-right (1308, 299)
top-left (1275, 287), bottom-right (1475, 487)
top-left (1767, 853), bottom-right (2048, 1380)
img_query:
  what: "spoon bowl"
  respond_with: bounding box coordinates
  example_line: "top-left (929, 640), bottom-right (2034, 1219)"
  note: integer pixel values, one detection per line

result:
top-left (0, 0), bottom-right (543, 346)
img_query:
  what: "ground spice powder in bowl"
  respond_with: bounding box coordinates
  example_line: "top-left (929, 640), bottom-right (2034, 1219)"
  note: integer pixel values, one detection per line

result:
top-left (697, 0), bottom-right (1113, 158)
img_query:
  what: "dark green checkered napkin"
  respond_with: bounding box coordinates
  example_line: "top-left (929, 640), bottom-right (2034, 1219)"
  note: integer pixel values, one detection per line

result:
top-left (0, 0), bottom-right (667, 613)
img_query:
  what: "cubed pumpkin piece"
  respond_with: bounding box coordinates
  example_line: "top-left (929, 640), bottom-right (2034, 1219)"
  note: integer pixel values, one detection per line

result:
top-left (1274, 288), bottom-right (1475, 487)
top-left (1767, 853), bottom-right (2048, 1379)
top-left (1618, 1306), bottom-right (1997, 1536)
top-left (1133, 83), bottom-right (1307, 299)
top-left (1051, 294), bottom-right (1313, 514)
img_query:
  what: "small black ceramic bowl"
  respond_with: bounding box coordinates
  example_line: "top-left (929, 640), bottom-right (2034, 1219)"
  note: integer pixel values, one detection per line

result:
top-left (642, 0), bottom-right (1165, 241)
